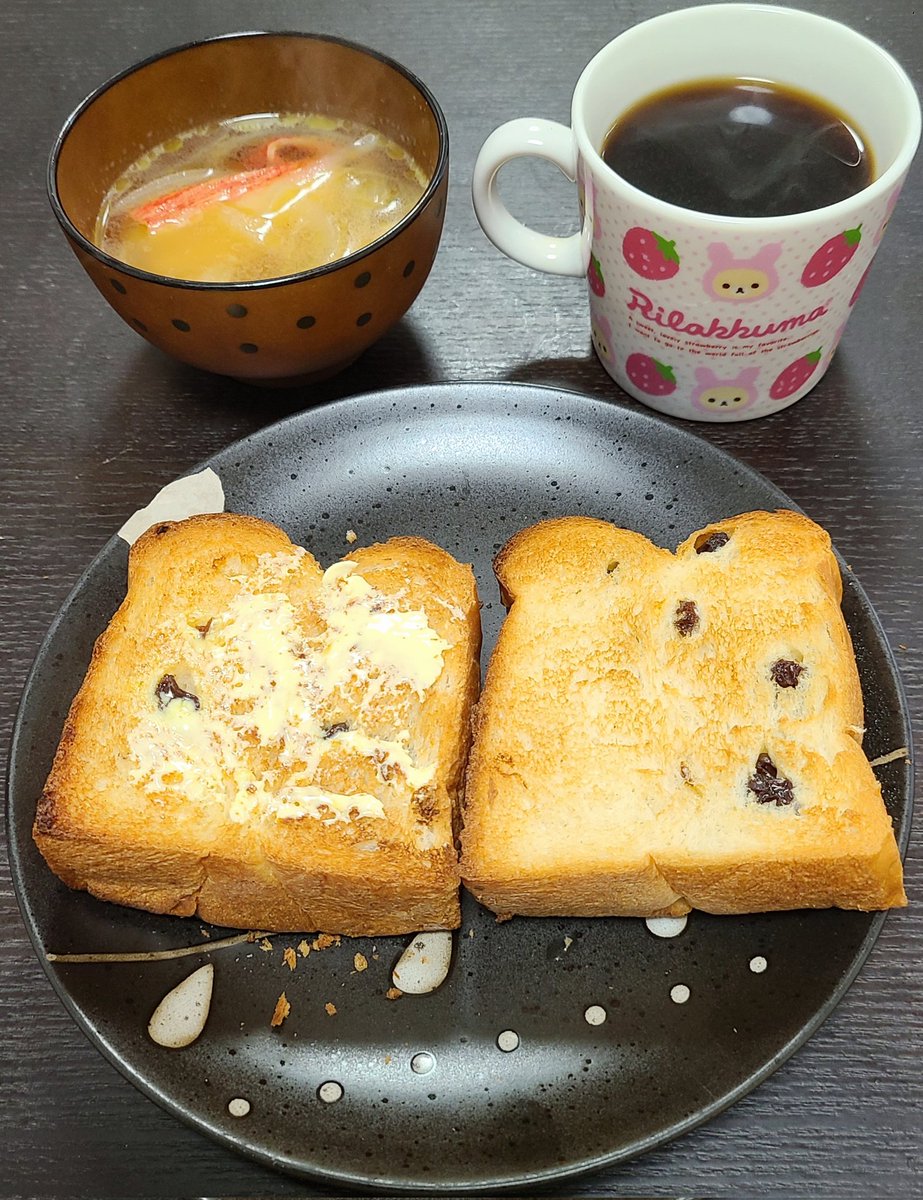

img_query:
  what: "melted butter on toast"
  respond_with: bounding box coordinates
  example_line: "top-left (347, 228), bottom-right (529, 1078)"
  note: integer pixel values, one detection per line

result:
top-left (321, 561), bottom-right (450, 700)
top-left (127, 549), bottom-right (450, 830)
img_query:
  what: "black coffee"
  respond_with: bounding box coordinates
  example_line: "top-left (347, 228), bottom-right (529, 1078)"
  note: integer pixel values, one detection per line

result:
top-left (601, 78), bottom-right (872, 217)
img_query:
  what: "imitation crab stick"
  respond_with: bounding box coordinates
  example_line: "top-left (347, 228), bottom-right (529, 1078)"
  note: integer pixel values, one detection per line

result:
top-left (130, 138), bottom-right (338, 230)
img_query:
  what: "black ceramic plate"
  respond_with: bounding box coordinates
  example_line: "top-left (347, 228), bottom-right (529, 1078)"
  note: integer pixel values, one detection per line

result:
top-left (8, 383), bottom-right (912, 1193)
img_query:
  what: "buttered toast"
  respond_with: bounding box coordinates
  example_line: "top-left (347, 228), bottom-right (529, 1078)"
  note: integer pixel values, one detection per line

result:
top-left (461, 511), bottom-right (905, 917)
top-left (34, 514), bottom-right (481, 936)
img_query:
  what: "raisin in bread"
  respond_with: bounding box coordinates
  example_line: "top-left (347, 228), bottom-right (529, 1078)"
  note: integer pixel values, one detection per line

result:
top-left (461, 511), bottom-right (905, 917)
top-left (35, 513), bottom-right (481, 936)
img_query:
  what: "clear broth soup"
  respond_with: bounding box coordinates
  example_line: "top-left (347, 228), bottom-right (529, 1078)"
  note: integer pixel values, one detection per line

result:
top-left (95, 113), bottom-right (428, 282)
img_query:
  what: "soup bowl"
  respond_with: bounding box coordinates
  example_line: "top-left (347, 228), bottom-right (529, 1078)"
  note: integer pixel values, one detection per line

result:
top-left (48, 31), bottom-right (449, 385)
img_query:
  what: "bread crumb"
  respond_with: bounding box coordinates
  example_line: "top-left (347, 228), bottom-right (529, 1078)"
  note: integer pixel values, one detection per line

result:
top-left (563, 936), bottom-right (573, 951)
top-left (354, 952), bottom-right (368, 972)
top-left (312, 933), bottom-right (340, 951)
top-left (199, 927), bottom-right (211, 938)
top-left (297, 939), bottom-right (310, 958)
top-left (271, 992), bottom-right (290, 1027)
top-left (283, 947), bottom-right (297, 971)
top-left (325, 1002), bottom-right (337, 1016)
top-left (467, 928), bottom-right (475, 938)
top-left (259, 937), bottom-right (273, 952)
top-left (384, 1053), bottom-right (392, 1064)
top-left (346, 529), bottom-right (357, 544)
top-left (386, 987), bottom-right (403, 1001)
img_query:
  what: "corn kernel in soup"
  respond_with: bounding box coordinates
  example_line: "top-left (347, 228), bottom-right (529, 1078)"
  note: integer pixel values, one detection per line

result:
top-left (94, 113), bottom-right (428, 283)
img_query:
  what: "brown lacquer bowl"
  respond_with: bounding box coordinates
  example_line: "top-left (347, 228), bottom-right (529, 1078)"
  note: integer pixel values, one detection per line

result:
top-left (48, 32), bottom-right (449, 384)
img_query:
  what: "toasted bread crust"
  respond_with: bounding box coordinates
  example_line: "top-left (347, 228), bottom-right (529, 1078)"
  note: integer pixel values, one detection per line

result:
top-left (461, 510), bottom-right (905, 917)
top-left (35, 514), bottom-right (481, 936)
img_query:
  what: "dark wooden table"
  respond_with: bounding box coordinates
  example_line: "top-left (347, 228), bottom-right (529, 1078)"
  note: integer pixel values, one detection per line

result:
top-left (2, 1), bottom-right (920, 1197)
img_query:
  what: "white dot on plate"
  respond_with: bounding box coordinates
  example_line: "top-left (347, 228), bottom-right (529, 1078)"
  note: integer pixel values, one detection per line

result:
top-left (645, 915), bottom-right (688, 938)
top-left (584, 1004), bottom-right (607, 1026)
top-left (497, 1029), bottom-right (520, 1052)
top-left (317, 1080), bottom-right (344, 1103)
top-left (410, 1051), bottom-right (435, 1075)
top-left (670, 983), bottom-right (691, 1005)
top-left (227, 1097), bottom-right (250, 1117)
top-left (749, 955), bottom-right (768, 974)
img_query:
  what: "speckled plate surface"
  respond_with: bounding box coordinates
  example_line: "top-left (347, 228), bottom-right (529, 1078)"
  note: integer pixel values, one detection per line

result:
top-left (7, 382), bottom-right (912, 1192)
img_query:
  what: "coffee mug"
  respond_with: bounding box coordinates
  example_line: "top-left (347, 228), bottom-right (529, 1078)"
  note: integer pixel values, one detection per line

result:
top-left (472, 5), bottom-right (920, 422)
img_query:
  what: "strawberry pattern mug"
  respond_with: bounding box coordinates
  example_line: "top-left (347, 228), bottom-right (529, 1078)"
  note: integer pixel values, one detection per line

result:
top-left (472, 4), bottom-right (920, 422)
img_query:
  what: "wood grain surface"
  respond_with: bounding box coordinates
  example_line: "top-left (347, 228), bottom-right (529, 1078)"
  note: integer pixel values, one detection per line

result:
top-left (1, 1), bottom-right (921, 1197)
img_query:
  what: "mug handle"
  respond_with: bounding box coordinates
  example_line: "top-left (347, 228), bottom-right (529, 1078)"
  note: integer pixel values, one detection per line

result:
top-left (472, 118), bottom-right (585, 276)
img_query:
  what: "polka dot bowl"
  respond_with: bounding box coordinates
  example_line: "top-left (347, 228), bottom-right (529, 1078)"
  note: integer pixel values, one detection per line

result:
top-left (48, 32), bottom-right (448, 385)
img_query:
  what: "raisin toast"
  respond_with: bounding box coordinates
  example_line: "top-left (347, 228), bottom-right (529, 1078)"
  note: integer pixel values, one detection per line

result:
top-left (35, 514), bottom-right (481, 936)
top-left (461, 511), bottom-right (905, 917)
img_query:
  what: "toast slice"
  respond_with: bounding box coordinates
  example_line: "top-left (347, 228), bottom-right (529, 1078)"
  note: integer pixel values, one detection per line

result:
top-left (461, 511), bottom-right (905, 917)
top-left (35, 514), bottom-right (481, 936)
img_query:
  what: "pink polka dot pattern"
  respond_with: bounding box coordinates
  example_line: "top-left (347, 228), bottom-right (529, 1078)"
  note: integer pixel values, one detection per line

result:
top-left (581, 161), bottom-right (907, 423)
